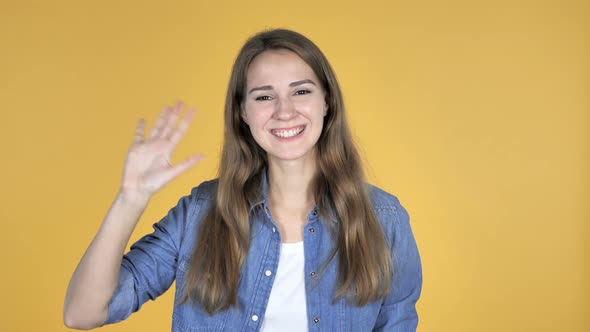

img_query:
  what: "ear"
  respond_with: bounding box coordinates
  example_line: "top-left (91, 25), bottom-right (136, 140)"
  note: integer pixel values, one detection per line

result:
top-left (323, 103), bottom-right (328, 116)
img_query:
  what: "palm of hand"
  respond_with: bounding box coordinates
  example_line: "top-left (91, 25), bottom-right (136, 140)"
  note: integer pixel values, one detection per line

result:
top-left (120, 101), bottom-right (203, 197)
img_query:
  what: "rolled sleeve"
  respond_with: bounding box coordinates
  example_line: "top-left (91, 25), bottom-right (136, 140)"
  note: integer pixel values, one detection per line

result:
top-left (373, 200), bottom-right (423, 331)
top-left (101, 186), bottom-right (199, 325)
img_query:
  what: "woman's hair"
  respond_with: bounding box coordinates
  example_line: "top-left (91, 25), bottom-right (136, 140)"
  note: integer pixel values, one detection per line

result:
top-left (180, 28), bottom-right (393, 314)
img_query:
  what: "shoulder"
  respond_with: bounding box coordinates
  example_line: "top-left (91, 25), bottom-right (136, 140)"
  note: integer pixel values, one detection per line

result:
top-left (188, 178), bottom-right (218, 201)
top-left (367, 183), bottom-right (404, 215)
top-left (173, 178), bottom-right (218, 229)
top-left (366, 183), bottom-right (411, 242)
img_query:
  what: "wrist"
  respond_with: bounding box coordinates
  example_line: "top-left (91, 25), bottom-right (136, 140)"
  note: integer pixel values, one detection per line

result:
top-left (117, 190), bottom-right (152, 206)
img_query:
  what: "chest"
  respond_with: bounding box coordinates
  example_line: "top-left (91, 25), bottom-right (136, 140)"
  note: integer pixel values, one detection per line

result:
top-left (172, 220), bottom-right (384, 331)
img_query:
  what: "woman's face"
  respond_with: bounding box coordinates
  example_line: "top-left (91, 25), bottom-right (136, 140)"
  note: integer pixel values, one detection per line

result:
top-left (241, 49), bottom-right (328, 163)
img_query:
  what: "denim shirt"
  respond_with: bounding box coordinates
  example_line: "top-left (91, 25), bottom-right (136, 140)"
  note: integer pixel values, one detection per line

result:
top-left (103, 171), bottom-right (422, 331)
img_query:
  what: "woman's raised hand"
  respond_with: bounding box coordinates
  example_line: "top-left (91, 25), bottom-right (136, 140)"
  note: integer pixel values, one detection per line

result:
top-left (119, 101), bottom-right (204, 199)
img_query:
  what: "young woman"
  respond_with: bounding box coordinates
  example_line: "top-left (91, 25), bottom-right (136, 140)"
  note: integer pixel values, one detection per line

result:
top-left (64, 28), bottom-right (422, 331)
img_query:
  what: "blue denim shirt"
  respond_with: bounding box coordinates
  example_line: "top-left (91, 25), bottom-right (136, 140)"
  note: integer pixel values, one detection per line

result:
top-left (103, 171), bottom-right (422, 331)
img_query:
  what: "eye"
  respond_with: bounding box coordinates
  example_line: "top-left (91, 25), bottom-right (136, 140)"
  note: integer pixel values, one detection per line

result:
top-left (295, 89), bottom-right (311, 95)
top-left (255, 95), bottom-right (273, 101)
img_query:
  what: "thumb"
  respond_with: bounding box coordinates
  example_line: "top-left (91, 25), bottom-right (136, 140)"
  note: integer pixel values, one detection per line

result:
top-left (167, 154), bottom-right (205, 180)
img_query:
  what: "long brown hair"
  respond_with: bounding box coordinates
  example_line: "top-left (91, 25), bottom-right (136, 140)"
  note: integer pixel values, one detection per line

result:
top-left (180, 28), bottom-right (393, 314)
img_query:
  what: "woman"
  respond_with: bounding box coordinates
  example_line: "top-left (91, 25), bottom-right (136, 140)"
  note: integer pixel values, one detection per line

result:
top-left (64, 28), bottom-right (422, 331)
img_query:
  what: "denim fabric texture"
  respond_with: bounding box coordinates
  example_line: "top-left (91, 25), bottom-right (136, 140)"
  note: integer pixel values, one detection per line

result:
top-left (103, 170), bottom-right (422, 331)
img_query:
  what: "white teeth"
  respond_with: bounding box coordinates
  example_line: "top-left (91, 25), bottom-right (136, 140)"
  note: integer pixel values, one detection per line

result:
top-left (271, 126), bottom-right (304, 138)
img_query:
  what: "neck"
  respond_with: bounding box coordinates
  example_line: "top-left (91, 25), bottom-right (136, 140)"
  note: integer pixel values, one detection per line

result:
top-left (266, 154), bottom-right (317, 210)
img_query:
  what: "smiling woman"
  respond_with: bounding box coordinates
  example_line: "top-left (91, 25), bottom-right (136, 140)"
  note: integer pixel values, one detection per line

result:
top-left (63, 28), bottom-right (422, 331)
top-left (241, 49), bottom-right (328, 162)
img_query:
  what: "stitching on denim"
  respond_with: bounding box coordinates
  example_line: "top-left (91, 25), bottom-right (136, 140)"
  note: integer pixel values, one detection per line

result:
top-left (374, 205), bottom-right (398, 213)
top-left (243, 235), bottom-right (275, 328)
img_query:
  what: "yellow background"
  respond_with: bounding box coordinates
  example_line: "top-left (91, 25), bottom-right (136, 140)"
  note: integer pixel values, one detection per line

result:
top-left (1, 0), bottom-right (588, 331)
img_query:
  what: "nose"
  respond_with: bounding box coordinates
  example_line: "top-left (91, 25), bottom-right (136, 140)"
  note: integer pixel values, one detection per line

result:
top-left (273, 96), bottom-right (296, 120)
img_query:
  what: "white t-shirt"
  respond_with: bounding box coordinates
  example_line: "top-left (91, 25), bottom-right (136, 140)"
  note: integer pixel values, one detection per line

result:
top-left (260, 241), bottom-right (308, 332)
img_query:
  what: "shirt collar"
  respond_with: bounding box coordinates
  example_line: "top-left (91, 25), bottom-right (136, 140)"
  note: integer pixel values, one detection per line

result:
top-left (248, 167), bottom-right (337, 224)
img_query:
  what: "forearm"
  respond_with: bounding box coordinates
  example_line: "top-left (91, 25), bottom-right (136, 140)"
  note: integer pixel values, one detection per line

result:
top-left (63, 191), bottom-right (150, 329)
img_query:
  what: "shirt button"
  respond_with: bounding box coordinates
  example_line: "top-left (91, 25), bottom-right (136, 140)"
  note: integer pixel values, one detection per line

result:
top-left (272, 227), bottom-right (276, 233)
top-left (313, 317), bottom-right (320, 324)
top-left (312, 209), bottom-right (318, 216)
top-left (265, 270), bottom-right (272, 277)
top-left (309, 227), bottom-right (315, 233)
top-left (252, 314), bottom-right (259, 322)
top-left (310, 271), bottom-right (317, 278)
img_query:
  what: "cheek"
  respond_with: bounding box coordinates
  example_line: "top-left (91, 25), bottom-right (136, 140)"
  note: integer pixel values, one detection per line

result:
top-left (243, 109), bottom-right (271, 132)
top-left (305, 101), bottom-right (328, 121)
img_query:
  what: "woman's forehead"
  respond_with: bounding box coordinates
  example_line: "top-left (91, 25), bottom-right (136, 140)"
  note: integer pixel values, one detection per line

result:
top-left (246, 50), bottom-right (318, 87)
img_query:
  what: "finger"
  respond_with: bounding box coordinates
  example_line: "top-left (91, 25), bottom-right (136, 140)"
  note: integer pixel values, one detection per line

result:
top-left (148, 106), bottom-right (172, 140)
top-left (160, 101), bottom-right (183, 139)
top-left (169, 107), bottom-right (196, 147)
top-left (165, 154), bottom-right (204, 181)
top-left (134, 118), bottom-right (145, 143)
top-left (164, 155), bottom-right (172, 167)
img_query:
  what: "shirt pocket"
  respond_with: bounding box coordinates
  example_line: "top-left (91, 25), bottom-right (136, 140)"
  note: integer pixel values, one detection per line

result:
top-left (173, 255), bottom-right (231, 332)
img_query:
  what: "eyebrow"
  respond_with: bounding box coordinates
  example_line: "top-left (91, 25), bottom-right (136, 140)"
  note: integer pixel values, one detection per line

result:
top-left (248, 79), bottom-right (316, 94)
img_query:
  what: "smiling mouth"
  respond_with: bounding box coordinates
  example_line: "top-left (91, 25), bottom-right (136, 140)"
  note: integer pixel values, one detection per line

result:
top-left (270, 125), bottom-right (306, 138)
